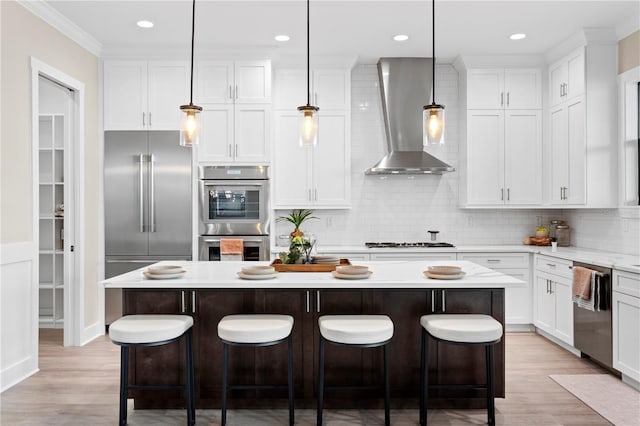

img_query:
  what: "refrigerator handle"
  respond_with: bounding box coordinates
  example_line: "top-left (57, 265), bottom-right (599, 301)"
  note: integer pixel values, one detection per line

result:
top-left (138, 154), bottom-right (144, 233)
top-left (149, 154), bottom-right (156, 233)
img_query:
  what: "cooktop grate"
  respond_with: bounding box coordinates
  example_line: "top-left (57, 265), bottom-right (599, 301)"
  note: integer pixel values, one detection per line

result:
top-left (365, 242), bottom-right (455, 248)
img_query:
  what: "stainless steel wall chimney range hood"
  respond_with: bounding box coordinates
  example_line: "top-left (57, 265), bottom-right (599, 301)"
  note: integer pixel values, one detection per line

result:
top-left (366, 58), bottom-right (454, 175)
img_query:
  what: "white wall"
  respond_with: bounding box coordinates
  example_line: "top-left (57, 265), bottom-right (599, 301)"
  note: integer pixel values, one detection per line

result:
top-left (275, 64), bottom-right (564, 247)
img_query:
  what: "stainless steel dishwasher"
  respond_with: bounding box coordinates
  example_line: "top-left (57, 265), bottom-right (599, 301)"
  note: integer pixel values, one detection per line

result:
top-left (573, 261), bottom-right (613, 369)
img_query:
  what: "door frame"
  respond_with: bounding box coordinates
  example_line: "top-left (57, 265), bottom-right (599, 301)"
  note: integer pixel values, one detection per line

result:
top-left (31, 57), bottom-right (85, 346)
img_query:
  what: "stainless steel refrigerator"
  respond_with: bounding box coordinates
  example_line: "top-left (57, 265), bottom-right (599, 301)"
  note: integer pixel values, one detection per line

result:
top-left (104, 131), bottom-right (192, 324)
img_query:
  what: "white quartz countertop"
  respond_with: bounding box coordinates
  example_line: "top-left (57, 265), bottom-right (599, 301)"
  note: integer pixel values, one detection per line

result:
top-left (101, 260), bottom-right (522, 290)
top-left (293, 245), bottom-right (640, 273)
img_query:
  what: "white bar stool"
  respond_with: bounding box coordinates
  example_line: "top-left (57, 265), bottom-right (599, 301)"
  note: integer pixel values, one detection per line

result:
top-left (217, 314), bottom-right (295, 426)
top-left (317, 315), bottom-right (394, 426)
top-left (419, 314), bottom-right (503, 426)
top-left (109, 314), bottom-right (195, 426)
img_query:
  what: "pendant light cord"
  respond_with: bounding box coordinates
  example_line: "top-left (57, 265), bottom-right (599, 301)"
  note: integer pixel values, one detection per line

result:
top-left (431, 0), bottom-right (436, 105)
top-left (189, 0), bottom-right (196, 105)
top-left (306, 0), bottom-right (311, 106)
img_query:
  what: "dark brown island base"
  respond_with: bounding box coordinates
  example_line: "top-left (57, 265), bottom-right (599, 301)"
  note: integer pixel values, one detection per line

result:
top-left (104, 262), bottom-right (517, 409)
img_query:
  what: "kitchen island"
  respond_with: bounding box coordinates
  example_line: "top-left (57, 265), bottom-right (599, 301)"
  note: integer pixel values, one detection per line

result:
top-left (102, 260), bottom-right (522, 410)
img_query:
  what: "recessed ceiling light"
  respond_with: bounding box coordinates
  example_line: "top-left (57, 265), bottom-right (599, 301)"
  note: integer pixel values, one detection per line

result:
top-left (137, 20), bottom-right (154, 29)
top-left (274, 34), bottom-right (290, 42)
top-left (510, 33), bottom-right (526, 40)
top-left (393, 34), bottom-right (409, 42)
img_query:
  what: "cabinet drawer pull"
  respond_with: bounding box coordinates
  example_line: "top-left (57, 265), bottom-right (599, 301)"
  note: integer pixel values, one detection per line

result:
top-left (487, 259), bottom-right (501, 263)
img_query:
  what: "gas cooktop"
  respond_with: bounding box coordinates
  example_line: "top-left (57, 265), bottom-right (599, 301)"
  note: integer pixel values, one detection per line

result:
top-left (365, 242), bottom-right (455, 248)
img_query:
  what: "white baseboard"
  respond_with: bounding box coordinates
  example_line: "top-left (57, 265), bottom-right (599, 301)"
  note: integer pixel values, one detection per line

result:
top-left (1, 241), bottom-right (37, 393)
top-left (80, 321), bottom-right (104, 346)
top-left (506, 323), bottom-right (535, 332)
top-left (1, 361), bottom-right (38, 393)
top-left (535, 328), bottom-right (581, 356)
top-left (621, 373), bottom-right (640, 391)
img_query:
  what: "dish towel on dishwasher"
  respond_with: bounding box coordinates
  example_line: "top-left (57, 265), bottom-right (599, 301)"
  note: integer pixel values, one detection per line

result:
top-left (221, 238), bottom-right (243, 261)
top-left (571, 266), bottom-right (600, 312)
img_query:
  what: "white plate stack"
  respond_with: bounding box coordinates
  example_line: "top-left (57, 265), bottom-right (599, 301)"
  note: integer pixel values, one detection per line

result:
top-left (311, 256), bottom-right (341, 265)
top-left (237, 265), bottom-right (278, 280)
top-left (143, 265), bottom-right (186, 280)
top-left (423, 265), bottom-right (466, 280)
top-left (331, 265), bottom-right (372, 280)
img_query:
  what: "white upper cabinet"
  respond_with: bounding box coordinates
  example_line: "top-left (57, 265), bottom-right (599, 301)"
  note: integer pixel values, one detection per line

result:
top-left (272, 67), bottom-right (351, 208)
top-left (273, 111), bottom-right (351, 209)
top-left (549, 48), bottom-right (585, 108)
top-left (459, 61), bottom-right (542, 208)
top-left (545, 35), bottom-right (617, 208)
top-left (195, 60), bottom-right (272, 164)
top-left (197, 60), bottom-right (271, 104)
top-left (104, 61), bottom-right (189, 130)
top-left (274, 68), bottom-right (351, 111)
top-left (467, 68), bottom-right (541, 110)
top-left (465, 110), bottom-right (542, 206)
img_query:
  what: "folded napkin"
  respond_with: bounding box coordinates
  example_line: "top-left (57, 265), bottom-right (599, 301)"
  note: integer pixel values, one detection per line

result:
top-left (220, 238), bottom-right (244, 255)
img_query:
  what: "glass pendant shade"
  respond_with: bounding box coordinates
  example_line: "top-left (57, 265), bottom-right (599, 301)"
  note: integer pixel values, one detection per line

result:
top-left (298, 105), bottom-right (319, 147)
top-left (179, 104), bottom-right (202, 147)
top-left (423, 103), bottom-right (445, 146)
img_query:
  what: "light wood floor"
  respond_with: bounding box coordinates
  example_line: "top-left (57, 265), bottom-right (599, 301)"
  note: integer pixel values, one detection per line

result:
top-left (0, 330), bottom-right (612, 425)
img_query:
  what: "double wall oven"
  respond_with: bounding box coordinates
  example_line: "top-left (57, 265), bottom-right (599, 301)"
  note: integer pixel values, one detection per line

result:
top-left (198, 166), bottom-right (270, 261)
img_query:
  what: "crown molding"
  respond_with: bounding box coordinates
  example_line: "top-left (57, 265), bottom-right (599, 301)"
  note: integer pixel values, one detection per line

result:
top-left (17, 0), bottom-right (102, 57)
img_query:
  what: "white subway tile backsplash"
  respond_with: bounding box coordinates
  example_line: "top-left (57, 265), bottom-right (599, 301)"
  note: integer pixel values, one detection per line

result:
top-left (274, 64), bottom-right (639, 256)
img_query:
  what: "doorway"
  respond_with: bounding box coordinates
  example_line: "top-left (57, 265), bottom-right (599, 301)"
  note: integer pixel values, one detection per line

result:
top-left (31, 58), bottom-right (85, 346)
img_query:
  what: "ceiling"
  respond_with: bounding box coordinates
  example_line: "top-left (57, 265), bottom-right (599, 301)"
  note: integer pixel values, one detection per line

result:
top-left (45, 0), bottom-right (639, 63)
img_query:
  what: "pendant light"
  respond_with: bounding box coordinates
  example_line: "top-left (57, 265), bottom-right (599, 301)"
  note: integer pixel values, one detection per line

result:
top-left (179, 0), bottom-right (202, 147)
top-left (423, 0), bottom-right (445, 146)
top-left (297, 0), bottom-right (319, 147)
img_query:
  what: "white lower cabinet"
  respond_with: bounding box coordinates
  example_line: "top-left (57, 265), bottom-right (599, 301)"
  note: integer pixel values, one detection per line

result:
top-left (613, 270), bottom-right (640, 383)
top-left (457, 252), bottom-right (531, 325)
top-left (533, 254), bottom-right (574, 345)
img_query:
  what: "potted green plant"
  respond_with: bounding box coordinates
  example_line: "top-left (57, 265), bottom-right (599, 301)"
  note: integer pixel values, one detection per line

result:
top-left (276, 209), bottom-right (317, 237)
